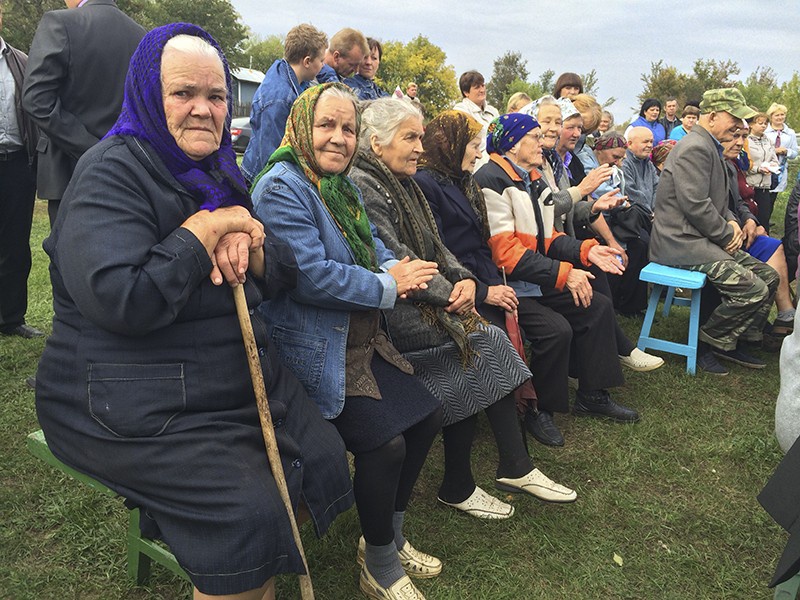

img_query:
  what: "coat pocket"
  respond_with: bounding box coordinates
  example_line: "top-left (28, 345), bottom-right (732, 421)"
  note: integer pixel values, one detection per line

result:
top-left (270, 326), bottom-right (327, 395)
top-left (88, 363), bottom-right (186, 438)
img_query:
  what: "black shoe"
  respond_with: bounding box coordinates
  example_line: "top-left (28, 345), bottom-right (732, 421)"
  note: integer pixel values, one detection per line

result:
top-left (25, 376), bottom-right (36, 390)
top-left (712, 348), bottom-right (766, 369)
top-left (1, 323), bottom-right (44, 338)
top-left (696, 351), bottom-right (729, 375)
top-left (573, 390), bottom-right (640, 423)
top-left (524, 410), bottom-right (565, 447)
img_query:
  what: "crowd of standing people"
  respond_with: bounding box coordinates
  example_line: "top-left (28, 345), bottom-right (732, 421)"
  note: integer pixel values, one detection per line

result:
top-left (3, 4), bottom-right (800, 598)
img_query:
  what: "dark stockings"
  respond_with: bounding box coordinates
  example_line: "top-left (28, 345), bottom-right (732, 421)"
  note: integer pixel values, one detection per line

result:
top-left (438, 395), bottom-right (532, 503)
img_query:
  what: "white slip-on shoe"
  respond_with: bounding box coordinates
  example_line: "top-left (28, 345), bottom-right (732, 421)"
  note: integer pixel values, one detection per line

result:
top-left (619, 348), bottom-right (664, 372)
top-left (437, 485), bottom-right (514, 519)
top-left (495, 468), bottom-right (577, 503)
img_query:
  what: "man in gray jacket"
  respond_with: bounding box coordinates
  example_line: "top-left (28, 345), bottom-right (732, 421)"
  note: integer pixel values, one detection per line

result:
top-left (650, 88), bottom-right (779, 374)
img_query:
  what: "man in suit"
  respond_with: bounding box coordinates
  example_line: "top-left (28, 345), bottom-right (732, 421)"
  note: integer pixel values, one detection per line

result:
top-left (650, 88), bottom-right (779, 375)
top-left (0, 10), bottom-right (41, 338)
top-left (22, 0), bottom-right (144, 226)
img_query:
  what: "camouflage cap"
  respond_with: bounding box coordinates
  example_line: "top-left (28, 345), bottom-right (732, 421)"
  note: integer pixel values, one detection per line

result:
top-left (700, 88), bottom-right (758, 120)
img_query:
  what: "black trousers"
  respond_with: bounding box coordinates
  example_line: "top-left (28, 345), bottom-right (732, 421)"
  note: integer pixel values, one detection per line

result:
top-left (0, 152), bottom-right (36, 331)
top-left (607, 237), bottom-right (649, 316)
top-left (481, 285), bottom-right (625, 413)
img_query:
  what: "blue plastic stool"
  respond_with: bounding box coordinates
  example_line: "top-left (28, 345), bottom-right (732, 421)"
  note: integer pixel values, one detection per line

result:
top-left (775, 574), bottom-right (800, 599)
top-left (637, 263), bottom-right (707, 375)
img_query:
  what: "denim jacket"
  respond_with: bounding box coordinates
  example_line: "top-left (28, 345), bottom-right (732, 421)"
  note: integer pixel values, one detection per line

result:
top-left (343, 74), bottom-right (388, 101)
top-left (252, 161), bottom-right (399, 418)
top-left (241, 60), bottom-right (309, 183)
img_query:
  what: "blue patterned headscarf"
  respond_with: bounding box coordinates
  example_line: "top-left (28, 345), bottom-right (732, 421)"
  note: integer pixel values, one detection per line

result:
top-left (486, 113), bottom-right (540, 155)
top-left (106, 23), bottom-right (249, 211)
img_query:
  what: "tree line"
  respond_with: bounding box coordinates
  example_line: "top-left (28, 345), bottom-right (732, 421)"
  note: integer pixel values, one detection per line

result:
top-left (5, 0), bottom-right (800, 124)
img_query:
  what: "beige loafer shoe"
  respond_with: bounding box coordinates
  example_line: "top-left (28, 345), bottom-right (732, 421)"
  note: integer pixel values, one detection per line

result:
top-left (619, 348), bottom-right (664, 372)
top-left (437, 485), bottom-right (514, 519)
top-left (357, 537), bottom-right (442, 579)
top-left (496, 468), bottom-right (577, 503)
top-left (359, 565), bottom-right (426, 599)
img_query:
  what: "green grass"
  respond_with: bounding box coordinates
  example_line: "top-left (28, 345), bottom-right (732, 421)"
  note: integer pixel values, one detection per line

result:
top-left (1, 196), bottom-right (795, 599)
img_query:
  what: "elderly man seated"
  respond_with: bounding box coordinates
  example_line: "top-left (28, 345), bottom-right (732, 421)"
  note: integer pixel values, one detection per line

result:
top-left (650, 88), bottom-right (779, 375)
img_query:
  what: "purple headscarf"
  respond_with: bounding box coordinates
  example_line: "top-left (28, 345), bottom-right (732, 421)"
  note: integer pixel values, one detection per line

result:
top-left (106, 23), bottom-right (249, 211)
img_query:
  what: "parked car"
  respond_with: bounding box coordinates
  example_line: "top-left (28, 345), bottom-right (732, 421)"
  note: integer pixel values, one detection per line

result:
top-left (230, 117), bottom-right (251, 153)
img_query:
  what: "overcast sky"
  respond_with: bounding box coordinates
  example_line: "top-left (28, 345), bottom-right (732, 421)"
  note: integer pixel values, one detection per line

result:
top-left (230, 0), bottom-right (799, 123)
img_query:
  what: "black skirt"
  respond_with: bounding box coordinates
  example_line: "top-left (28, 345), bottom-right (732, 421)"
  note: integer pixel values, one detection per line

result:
top-left (331, 353), bottom-right (441, 453)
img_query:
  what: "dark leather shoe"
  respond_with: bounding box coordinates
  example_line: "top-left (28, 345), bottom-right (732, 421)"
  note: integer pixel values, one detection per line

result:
top-left (1, 323), bottom-right (44, 338)
top-left (697, 350), bottom-right (729, 375)
top-left (524, 410), bottom-right (565, 447)
top-left (574, 390), bottom-right (640, 423)
top-left (713, 348), bottom-right (766, 369)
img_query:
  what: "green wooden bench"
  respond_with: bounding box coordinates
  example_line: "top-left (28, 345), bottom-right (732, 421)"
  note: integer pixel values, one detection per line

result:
top-left (26, 429), bottom-right (190, 585)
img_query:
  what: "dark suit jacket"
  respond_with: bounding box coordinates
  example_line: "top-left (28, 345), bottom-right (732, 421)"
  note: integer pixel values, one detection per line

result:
top-left (21, 0), bottom-right (144, 199)
top-left (650, 125), bottom-right (737, 266)
top-left (414, 169), bottom-right (500, 305)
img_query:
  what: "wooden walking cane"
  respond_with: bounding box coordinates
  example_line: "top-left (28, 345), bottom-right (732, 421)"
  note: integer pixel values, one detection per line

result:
top-left (232, 284), bottom-right (315, 599)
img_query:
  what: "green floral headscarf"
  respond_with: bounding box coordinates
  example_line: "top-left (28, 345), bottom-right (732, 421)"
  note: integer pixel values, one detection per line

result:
top-left (253, 82), bottom-right (377, 270)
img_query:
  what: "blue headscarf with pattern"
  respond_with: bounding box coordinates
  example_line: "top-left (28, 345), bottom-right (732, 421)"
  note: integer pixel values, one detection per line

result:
top-left (486, 113), bottom-right (540, 155)
top-left (105, 23), bottom-right (249, 211)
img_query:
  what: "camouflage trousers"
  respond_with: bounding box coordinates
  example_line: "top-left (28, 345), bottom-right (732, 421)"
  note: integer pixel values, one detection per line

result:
top-left (681, 250), bottom-right (779, 351)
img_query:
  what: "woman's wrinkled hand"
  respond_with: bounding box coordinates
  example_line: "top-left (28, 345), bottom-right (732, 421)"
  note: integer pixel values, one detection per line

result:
top-left (485, 285), bottom-right (518, 312)
top-left (565, 268), bottom-right (595, 307)
top-left (587, 244), bottom-right (625, 275)
top-left (577, 165), bottom-right (614, 197)
top-left (592, 190), bottom-right (626, 213)
top-left (388, 256), bottom-right (439, 298)
top-left (445, 278), bottom-right (476, 315)
top-left (210, 232), bottom-right (264, 286)
top-left (182, 206), bottom-right (266, 287)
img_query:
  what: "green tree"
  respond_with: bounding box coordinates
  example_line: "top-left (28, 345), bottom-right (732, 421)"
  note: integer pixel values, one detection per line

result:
top-left (377, 35), bottom-right (458, 117)
top-left (2, 0), bottom-right (63, 52)
top-left (487, 51), bottom-right (529, 108)
top-left (242, 34), bottom-right (283, 73)
top-left (639, 58), bottom-right (740, 110)
top-left (145, 0), bottom-right (248, 67)
top-left (737, 66), bottom-right (782, 113)
top-left (581, 69), bottom-right (599, 97)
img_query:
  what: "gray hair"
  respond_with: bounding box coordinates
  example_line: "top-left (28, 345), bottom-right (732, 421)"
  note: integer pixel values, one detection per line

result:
top-left (359, 97), bottom-right (423, 151)
top-left (163, 34), bottom-right (222, 67)
top-left (521, 94), bottom-right (558, 119)
top-left (319, 84), bottom-right (359, 109)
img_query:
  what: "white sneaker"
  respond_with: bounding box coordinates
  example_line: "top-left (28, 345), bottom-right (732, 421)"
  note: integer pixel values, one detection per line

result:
top-left (619, 348), bottom-right (664, 372)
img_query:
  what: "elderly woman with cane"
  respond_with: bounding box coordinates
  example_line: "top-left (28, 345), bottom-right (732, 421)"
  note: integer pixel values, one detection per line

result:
top-left (251, 83), bottom-right (443, 600)
top-left (35, 24), bottom-right (354, 600)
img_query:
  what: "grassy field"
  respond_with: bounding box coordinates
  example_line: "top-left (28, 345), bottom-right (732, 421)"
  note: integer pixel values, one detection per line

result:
top-left (0, 191), bottom-right (795, 599)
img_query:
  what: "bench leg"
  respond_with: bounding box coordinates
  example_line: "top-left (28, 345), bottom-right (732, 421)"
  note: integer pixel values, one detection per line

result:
top-left (686, 288), bottom-right (702, 375)
top-left (638, 284), bottom-right (663, 351)
top-left (662, 286), bottom-right (676, 317)
top-left (127, 508), bottom-right (152, 585)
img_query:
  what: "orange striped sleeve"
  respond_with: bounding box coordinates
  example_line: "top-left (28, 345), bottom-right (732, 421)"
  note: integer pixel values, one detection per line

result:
top-left (487, 231), bottom-right (538, 274)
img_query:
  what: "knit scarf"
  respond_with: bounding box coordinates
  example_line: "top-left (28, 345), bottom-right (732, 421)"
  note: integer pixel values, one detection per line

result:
top-left (105, 23), bottom-right (249, 211)
top-left (253, 82), bottom-right (377, 270)
top-left (355, 149), bottom-right (482, 364)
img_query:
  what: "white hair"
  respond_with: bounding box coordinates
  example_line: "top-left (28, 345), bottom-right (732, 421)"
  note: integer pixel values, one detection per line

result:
top-left (359, 97), bottom-right (423, 151)
top-left (162, 34), bottom-right (223, 67)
